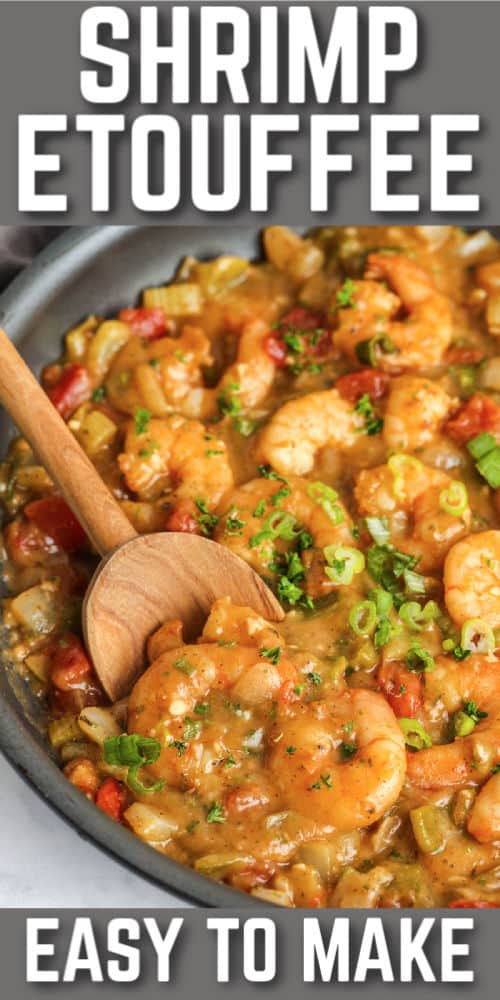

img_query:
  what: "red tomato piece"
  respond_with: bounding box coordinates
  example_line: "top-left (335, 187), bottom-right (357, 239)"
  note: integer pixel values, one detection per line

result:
top-left (264, 334), bottom-right (288, 367)
top-left (46, 364), bottom-right (91, 419)
top-left (377, 663), bottom-right (423, 718)
top-left (445, 346), bottom-right (485, 366)
top-left (448, 900), bottom-right (498, 908)
top-left (96, 777), bottom-right (127, 822)
top-left (25, 497), bottom-right (87, 553)
top-left (50, 633), bottom-right (105, 714)
top-left (336, 369), bottom-right (390, 402)
top-left (447, 392), bottom-right (500, 445)
top-left (165, 499), bottom-right (201, 535)
top-left (280, 307), bottom-right (325, 331)
top-left (118, 307), bottom-right (167, 341)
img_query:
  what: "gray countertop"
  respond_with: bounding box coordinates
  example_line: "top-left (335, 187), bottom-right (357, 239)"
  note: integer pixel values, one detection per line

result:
top-left (0, 751), bottom-right (186, 907)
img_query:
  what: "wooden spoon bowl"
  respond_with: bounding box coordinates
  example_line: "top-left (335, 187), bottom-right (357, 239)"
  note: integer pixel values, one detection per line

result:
top-left (0, 328), bottom-right (283, 701)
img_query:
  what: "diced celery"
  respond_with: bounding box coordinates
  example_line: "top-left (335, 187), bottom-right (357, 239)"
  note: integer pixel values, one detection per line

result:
top-left (410, 804), bottom-right (447, 854)
top-left (142, 283), bottom-right (203, 316)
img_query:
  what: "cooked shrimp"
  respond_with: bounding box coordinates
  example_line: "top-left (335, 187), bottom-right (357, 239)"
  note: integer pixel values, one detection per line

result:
top-left (107, 320), bottom-right (276, 420)
top-left (444, 531), bottom-right (500, 627)
top-left (355, 456), bottom-right (472, 573)
top-left (269, 689), bottom-right (406, 831)
top-left (215, 476), bottom-right (356, 598)
top-left (106, 325), bottom-right (213, 417)
top-left (118, 414), bottom-right (233, 505)
top-left (333, 254), bottom-right (452, 371)
top-left (383, 376), bottom-right (456, 452)
top-left (407, 654), bottom-right (500, 789)
top-left (128, 638), bottom-right (298, 795)
top-left (467, 772), bottom-right (500, 843)
top-left (255, 389), bottom-right (362, 477)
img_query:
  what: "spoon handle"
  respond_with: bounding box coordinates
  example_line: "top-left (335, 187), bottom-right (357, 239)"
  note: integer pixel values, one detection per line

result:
top-left (0, 327), bottom-right (137, 556)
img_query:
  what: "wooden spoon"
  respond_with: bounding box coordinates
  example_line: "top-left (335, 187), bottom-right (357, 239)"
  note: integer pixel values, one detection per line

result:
top-left (0, 329), bottom-right (283, 701)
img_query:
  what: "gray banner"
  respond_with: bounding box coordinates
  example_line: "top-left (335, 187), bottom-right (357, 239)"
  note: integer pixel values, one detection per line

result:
top-left (0, 1), bottom-right (498, 224)
top-left (4, 908), bottom-right (497, 997)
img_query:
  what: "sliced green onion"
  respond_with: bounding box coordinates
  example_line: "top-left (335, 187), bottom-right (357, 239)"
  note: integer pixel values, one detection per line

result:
top-left (324, 545), bottom-right (365, 585)
top-left (388, 454), bottom-right (423, 501)
top-left (249, 510), bottom-right (299, 548)
top-left (467, 432), bottom-right (497, 460)
top-left (399, 600), bottom-right (440, 632)
top-left (355, 333), bottom-right (396, 367)
top-left (307, 482), bottom-right (344, 525)
top-left (460, 618), bottom-right (496, 654)
top-left (367, 587), bottom-right (393, 617)
top-left (403, 569), bottom-right (427, 595)
top-left (365, 516), bottom-right (390, 546)
top-left (349, 600), bottom-right (377, 636)
top-left (453, 711), bottom-right (476, 738)
top-left (476, 448), bottom-right (500, 489)
top-left (439, 481), bottom-right (468, 517)
top-left (399, 718), bottom-right (433, 750)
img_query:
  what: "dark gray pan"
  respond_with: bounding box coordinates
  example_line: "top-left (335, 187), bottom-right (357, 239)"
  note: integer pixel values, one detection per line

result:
top-left (0, 225), bottom-right (497, 907)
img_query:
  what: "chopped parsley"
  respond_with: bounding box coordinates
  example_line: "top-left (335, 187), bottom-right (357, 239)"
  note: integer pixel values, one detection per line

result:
top-left (307, 671), bottom-right (321, 686)
top-left (260, 646), bottom-right (281, 665)
top-left (286, 746), bottom-right (297, 755)
top-left (206, 801), bottom-right (226, 824)
top-left (253, 499), bottom-right (266, 518)
top-left (195, 497), bottom-right (219, 537)
top-left (340, 741), bottom-right (357, 760)
top-left (91, 385), bottom-right (107, 402)
top-left (134, 406), bottom-right (152, 435)
top-left (367, 543), bottom-right (425, 607)
top-left (169, 739), bottom-right (187, 757)
top-left (310, 773), bottom-right (332, 790)
top-left (174, 656), bottom-right (195, 676)
top-left (334, 278), bottom-right (357, 310)
top-left (354, 393), bottom-right (384, 436)
top-left (217, 381), bottom-right (241, 418)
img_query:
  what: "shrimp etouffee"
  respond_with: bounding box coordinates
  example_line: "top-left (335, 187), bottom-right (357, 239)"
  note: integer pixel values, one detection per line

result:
top-left (4, 225), bottom-right (500, 908)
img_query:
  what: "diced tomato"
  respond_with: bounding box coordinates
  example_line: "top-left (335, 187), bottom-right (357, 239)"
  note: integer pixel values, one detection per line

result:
top-left (165, 499), bottom-right (201, 535)
top-left (448, 900), bottom-right (498, 908)
top-left (96, 777), bottom-right (127, 822)
top-left (264, 334), bottom-right (288, 367)
top-left (377, 662), bottom-right (423, 718)
top-left (336, 369), bottom-right (390, 402)
top-left (118, 307), bottom-right (168, 341)
top-left (46, 364), bottom-right (91, 419)
top-left (280, 307), bottom-right (325, 332)
top-left (445, 346), bottom-right (485, 366)
top-left (25, 497), bottom-right (87, 553)
top-left (264, 307), bottom-right (329, 367)
top-left (447, 392), bottom-right (500, 445)
top-left (50, 633), bottom-right (105, 715)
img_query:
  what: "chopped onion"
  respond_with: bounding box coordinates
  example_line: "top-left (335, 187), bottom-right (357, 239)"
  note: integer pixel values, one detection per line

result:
top-left (124, 803), bottom-right (178, 845)
top-left (78, 706), bottom-right (122, 746)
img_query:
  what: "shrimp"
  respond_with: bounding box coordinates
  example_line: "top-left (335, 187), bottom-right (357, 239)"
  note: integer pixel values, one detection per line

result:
top-left (215, 476), bottom-right (356, 599)
top-left (255, 389), bottom-right (362, 477)
top-left (106, 324), bottom-right (213, 417)
top-left (333, 254), bottom-right (452, 371)
top-left (406, 654), bottom-right (500, 789)
top-left (467, 772), bottom-right (500, 843)
top-left (268, 689), bottom-right (406, 831)
top-left (128, 628), bottom-right (299, 796)
top-left (355, 456), bottom-right (472, 573)
top-left (107, 320), bottom-right (276, 420)
top-left (383, 376), bottom-right (456, 452)
top-left (118, 414), bottom-right (233, 507)
top-left (444, 531), bottom-right (500, 627)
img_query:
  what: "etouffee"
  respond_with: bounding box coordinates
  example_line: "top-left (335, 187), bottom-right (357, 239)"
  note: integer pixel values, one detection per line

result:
top-left (2, 225), bottom-right (500, 908)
